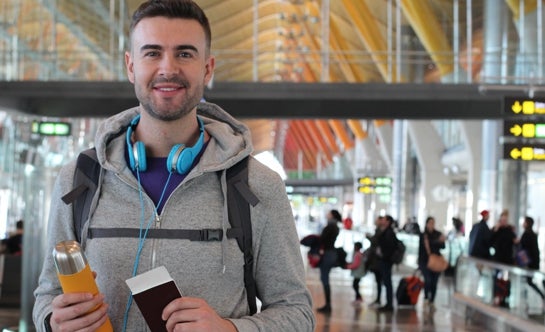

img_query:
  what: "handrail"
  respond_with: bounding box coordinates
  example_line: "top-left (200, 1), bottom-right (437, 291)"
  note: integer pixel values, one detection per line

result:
top-left (457, 254), bottom-right (545, 281)
top-left (455, 254), bottom-right (545, 325)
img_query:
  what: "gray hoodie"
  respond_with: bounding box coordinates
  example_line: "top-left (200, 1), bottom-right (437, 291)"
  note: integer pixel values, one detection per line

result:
top-left (33, 102), bottom-right (315, 331)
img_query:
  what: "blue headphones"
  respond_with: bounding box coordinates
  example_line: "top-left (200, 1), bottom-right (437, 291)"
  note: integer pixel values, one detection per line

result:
top-left (126, 114), bottom-right (205, 174)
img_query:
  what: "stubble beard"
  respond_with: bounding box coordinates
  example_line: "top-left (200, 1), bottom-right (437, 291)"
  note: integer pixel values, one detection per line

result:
top-left (136, 79), bottom-right (205, 122)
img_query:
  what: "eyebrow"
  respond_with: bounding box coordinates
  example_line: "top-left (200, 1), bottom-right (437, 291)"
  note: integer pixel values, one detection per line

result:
top-left (139, 44), bottom-right (199, 54)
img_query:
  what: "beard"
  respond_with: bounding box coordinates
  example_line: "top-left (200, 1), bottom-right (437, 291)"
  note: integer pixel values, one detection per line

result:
top-left (135, 76), bottom-right (205, 122)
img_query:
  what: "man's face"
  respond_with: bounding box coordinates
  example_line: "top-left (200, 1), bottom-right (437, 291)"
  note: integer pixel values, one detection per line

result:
top-left (125, 17), bottom-right (215, 121)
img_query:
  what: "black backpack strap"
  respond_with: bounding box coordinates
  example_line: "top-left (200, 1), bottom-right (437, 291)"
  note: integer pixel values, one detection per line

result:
top-left (226, 157), bottom-right (260, 314)
top-left (61, 148), bottom-right (101, 243)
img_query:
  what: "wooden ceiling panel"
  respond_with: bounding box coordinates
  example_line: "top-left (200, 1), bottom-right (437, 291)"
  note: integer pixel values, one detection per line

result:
top-left (7, 0), bottom-right (487, 174)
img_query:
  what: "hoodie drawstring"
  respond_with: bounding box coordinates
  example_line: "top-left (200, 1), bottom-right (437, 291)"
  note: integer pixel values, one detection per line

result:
top-left (220, 169), bottom-right (228, 274)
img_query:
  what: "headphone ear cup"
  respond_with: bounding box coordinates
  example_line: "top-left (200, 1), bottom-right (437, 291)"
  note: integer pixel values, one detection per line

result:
top-left (167, 144), bottom-right (187, 174)
top-left (176, 148), bottom-right (194, 174)
top-left (133, 141), bottom-right (147, 172)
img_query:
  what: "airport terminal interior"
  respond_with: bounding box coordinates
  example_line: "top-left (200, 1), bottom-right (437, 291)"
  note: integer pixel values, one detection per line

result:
top-left (1, 0), bottom-right (545, 331)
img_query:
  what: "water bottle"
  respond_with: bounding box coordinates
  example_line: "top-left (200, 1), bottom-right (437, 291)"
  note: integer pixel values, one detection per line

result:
top-left (53, 240), bottom-right (113, 332)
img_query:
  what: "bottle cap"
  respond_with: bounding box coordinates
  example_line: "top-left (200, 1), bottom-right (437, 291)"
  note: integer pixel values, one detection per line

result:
top-left (53, 240), bottom-right (87, 275)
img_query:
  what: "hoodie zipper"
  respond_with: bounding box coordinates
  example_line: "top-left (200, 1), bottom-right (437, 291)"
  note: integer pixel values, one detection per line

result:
top-left (151, 212), bottom-right (160, 269)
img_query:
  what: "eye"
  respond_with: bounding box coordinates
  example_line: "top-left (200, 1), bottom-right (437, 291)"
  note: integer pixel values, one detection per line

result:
top-left (144, 51), bottom-right (160, 57)
top-left (177, 51), bottom-right (193, 58)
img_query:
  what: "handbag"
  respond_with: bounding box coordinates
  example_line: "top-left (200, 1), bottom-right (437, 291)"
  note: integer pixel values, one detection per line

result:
top-left (427, 253), bottom-right (449, 272)
top-left (515, 248), bottom-right (530, 267)
top-left (425, 233), bottom-right (448, 273)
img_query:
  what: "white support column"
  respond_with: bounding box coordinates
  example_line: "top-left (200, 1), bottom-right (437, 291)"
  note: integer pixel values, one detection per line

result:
top-left (407, 121), bottom-right (451, 230)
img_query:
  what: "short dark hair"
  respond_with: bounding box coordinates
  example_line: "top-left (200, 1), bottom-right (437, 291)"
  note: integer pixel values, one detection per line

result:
top-left (330, 209), bottom-right (342, 222)
top-left (16, 220), bottom-right (23, 230)
top-left (385, 215), bottom-right (395, 225)
top-left (130, 0), bottom-right (212, 53)
top-left (525, 216), bottom-right (534, 228)
top-left (354, 242), bottom-right (362, 250)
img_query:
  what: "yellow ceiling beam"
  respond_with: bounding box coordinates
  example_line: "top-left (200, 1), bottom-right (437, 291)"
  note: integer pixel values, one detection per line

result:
top-left (340, 0), bottom-right (402, 82)
top-left (505, 0), bottom-right (539, 19)
top-left (400, 0), bottom-right (454, 77)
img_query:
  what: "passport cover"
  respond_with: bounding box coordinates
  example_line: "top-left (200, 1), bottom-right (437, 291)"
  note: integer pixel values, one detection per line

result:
top-left (125, 266), bottom-right (182, 332)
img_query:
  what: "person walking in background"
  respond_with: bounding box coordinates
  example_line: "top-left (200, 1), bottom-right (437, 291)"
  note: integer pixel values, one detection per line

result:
top-left (317, 209), bottom-right (342, 313)
top-left (469, 210), bottom-right (492, 259)
top-left (418, 216), bottom-right (446, 308)
top-left (376, 215), bottom-right (397, 312)
top-left (345, 241), bottom-right (367, 306)
top-left (491, 210), bottom-right (516, 265)
top-left (518, 216), bottom-right (545, 300)
top-left (490, 209), bottom-right (517, 308)
top-left (1, 219), bottom-right (23, 255)
top-left (366, 216), bottom-right (383, 307)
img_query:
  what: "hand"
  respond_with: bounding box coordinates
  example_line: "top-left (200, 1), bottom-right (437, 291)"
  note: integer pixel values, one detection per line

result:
top-left (162, 297), bottom-right (237, 332)
top-left (49, 292), bottom-right (109, 332)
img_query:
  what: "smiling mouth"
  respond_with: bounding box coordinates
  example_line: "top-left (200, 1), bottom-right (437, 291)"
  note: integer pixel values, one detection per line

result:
top-left (156, 87), bottom-right (181, 92)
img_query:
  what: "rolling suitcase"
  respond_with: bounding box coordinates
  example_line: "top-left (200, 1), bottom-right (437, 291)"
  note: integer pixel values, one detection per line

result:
top-left (396, 271), bottom-right (424, 305)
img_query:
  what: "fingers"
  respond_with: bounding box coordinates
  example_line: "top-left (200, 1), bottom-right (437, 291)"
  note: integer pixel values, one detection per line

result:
top-left (163, 297), bottom-right (229, 332)
top-left (50, 293), bottom-right (108, 332)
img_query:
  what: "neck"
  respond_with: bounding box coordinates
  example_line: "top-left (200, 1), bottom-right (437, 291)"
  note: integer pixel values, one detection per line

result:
top-left (135, 110), bottom-right (204, 157)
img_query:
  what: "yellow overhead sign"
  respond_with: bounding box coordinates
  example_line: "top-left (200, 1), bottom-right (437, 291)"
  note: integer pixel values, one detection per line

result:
top-left (503, 143), bottom-right (545, 161)
top-left (504, 122), bottom-right (545, 138)
top-left (507, 99), bottom-right (545, 115)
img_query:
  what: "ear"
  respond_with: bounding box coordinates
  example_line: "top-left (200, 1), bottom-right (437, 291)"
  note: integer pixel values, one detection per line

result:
top-left (204, 55), bottom-right (215, 86)
top-left (125, 51), bottom-right (135, 84)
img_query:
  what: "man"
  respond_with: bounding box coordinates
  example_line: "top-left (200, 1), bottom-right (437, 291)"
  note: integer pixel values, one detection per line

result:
top-left (468, 210), bottom-right (492, 259)
top-left (1, 219), bottom-right (23, 254)
top-left (32, 1), bottom-right (315, 331)
top-left (316, 209), bottom-right (341, 313)
top-left (365, 216), bottom-right (383, 306)
top-left (376, 215), bottom-right (397, 311)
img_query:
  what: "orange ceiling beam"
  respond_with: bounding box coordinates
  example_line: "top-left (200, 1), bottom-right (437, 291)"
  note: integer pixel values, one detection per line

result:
top-left (346, 119), bottom-right (367, 140)
top-left (293, 120), bottom-right (320, 156)
top-left (328, 120), bottom-right (355, 151)
top-left (303, 120), bottom-right (333, 163)
top-left (315, 120), bottom-right (340, 156)
top-left (289, 121), bottom-right (316, 170)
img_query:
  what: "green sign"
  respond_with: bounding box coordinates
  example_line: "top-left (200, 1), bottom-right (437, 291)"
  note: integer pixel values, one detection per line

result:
top-left (32, 121), bottom-right (71, 136)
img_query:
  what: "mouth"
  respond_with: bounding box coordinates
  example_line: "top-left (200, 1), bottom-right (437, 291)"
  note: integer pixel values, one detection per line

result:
top-left (153, 84), bottom-right (185, 91)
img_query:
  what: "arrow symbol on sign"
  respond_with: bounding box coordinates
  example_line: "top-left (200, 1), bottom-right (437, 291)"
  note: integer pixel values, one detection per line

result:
top-left (510, 148), bottom-right (522, 159)
top-left (510, 124), bottom-right (522, 136)
top-left (512, 101), bottom-right (523, 114)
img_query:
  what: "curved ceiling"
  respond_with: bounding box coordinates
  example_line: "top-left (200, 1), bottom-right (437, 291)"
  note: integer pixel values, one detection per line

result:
top-left (1, 0), bottom-right (523, 174)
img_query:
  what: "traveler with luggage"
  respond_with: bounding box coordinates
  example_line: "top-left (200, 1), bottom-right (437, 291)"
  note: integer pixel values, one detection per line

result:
top-left (418, 216), bottom-right (446, 308)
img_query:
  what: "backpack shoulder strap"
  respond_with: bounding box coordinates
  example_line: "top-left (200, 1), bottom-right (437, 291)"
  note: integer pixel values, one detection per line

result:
top-left (226, 156), bottom-right (260, 314)
top-left (61, 147), bottom-right (102, 244)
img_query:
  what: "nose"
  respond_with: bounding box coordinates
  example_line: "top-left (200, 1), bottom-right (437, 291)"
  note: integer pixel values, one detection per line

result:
top-left (158, 54), bottom-right (179, 78)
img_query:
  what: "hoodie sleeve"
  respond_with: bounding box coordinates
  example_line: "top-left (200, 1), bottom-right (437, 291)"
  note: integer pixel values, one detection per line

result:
top-left (229, 159), bottom-right (315, 332)
top-left (32, 160), bottom-right (79, 331)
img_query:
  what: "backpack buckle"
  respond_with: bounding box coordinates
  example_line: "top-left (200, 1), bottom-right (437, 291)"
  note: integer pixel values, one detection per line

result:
top-left (201, 229), bottom-right (222, 241)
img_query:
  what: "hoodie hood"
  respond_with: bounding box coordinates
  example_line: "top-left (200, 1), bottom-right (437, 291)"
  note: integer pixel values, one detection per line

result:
top-left (93, 102), bottom-right (254, 174)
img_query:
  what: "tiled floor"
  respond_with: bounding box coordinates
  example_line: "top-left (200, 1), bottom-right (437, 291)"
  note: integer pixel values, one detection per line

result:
top-left (307, 264), bottom-right (485, 332)
top-left (0, 264), bottom-right (487, 332)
